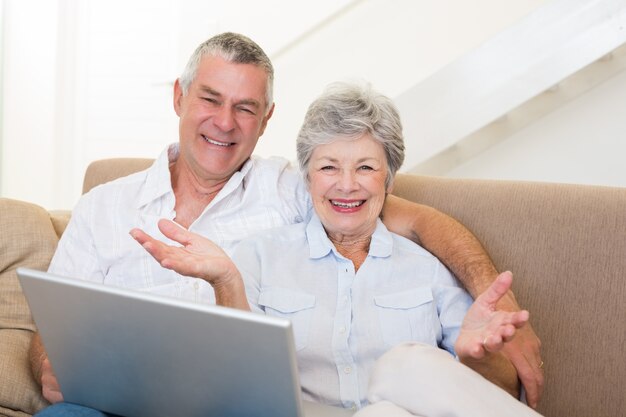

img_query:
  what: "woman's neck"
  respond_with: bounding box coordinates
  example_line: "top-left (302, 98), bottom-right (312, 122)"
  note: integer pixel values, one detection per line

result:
top-left (328, 234), bottom-right (372, 272)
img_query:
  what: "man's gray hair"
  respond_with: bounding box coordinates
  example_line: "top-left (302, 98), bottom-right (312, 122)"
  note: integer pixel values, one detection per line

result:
top-left (179, 32), bottom-right (274, 113)
top-left (297, 82), bottom-right (405, 189)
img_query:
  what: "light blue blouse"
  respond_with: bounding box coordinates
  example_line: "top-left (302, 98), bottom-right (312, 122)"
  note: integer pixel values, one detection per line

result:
top-left (231, 212), bottom-right (473, 410)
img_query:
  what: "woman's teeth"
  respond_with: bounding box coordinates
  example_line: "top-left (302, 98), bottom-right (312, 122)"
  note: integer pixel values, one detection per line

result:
top-left (331, 200), bottom-right (364, 208)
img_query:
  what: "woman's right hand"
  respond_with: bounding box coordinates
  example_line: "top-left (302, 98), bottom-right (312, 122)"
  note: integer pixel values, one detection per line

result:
top-left (130, 219), bottom-right (239, 288)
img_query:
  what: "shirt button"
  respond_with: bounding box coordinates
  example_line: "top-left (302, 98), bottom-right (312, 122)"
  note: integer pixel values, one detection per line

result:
top-left (351, 405), bottom-right (357, 411)
top-left (344, 366), bottom-right (352, 374)
top-left (339, 326), bottom-right (346, 334)
top-left (193, 281), bottom-right (200, 291)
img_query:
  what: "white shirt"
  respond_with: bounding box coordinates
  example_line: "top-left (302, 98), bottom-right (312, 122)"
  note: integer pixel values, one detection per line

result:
top-left (48, 144), bottom-right (311, 303)
top-left (232, 212), bottom-right (473, 410)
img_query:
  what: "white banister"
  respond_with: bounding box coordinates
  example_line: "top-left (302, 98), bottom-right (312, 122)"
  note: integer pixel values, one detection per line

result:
top-left (396, 0), bottom-right (626, 172)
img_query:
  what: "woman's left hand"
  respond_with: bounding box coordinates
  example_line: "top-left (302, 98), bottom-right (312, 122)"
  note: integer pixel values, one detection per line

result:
top-left (455, 271), bottom-right (529, 360)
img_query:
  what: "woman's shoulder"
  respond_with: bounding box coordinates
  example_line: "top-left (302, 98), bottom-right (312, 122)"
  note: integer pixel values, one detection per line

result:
top-left (390, 232), bottom-right (437, 259)
top-left (241, 222), bottom-right (307, 247)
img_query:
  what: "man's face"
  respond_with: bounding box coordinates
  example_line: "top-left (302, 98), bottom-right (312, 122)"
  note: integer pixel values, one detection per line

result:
top-left (173, 55), bottom-right (274, 183)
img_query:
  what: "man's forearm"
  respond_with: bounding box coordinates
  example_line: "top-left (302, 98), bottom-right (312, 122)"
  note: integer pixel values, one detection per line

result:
top-left (382, 195), bottom-right (497, 297)
top-left (461, 352), bottom-right (521, 398)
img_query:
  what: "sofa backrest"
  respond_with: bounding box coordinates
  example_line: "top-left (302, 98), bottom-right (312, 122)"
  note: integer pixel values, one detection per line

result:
top-left (393, 173), bottom-right (626, 417)
top-left (81, 160), bottom-right (626, 416)
top-left (82, 158), bottom-right (154, 194)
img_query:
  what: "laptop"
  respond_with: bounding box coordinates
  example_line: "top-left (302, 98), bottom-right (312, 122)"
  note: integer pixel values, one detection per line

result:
top-left (17, 267), bottom-right (354, 417)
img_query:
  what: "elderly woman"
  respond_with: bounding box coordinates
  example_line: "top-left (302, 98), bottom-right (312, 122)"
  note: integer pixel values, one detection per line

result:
top-left (132, 83), bottom-right (540, 417)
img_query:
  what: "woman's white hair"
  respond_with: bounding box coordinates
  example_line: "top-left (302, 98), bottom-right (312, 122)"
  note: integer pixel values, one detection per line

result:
top-left (296, 82), bottom-right (405, 189)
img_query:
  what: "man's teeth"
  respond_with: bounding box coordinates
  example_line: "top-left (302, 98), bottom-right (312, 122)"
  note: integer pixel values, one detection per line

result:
top-left (202, 135), bottom-right (232, 147)
top-left (331, 200), bottom-right (364, 208)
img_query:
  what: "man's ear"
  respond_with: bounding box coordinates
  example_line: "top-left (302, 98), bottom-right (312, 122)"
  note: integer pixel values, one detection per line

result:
top-left (258, 103), bottom-right (275, 138)
top-left (173, 79), bottom-right (183, 116)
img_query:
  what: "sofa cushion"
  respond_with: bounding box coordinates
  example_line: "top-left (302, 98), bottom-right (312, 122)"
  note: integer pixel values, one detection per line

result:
top-left (0, 198), bottom-right (60, 415)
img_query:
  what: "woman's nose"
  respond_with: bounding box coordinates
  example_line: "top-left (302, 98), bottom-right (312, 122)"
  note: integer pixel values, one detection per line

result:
top-left (337, 171), bottom-right (359, 192)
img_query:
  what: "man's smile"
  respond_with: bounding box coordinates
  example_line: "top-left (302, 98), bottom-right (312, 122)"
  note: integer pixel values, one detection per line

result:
top-left (202, 135), bottom-right (234, 147)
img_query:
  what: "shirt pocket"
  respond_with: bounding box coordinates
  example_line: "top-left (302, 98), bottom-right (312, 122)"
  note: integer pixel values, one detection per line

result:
top-left (258, 288), bottom-right (316, 351)
top-left (374, 287), bottom-right (438, 348)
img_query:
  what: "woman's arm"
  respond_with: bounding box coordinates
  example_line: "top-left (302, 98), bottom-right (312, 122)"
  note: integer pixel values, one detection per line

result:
top-left (381, 195), bottom-right (544, 408)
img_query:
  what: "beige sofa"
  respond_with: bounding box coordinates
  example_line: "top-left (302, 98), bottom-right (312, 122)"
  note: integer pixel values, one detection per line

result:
top-left (1, 158), bottom-right (625, 417)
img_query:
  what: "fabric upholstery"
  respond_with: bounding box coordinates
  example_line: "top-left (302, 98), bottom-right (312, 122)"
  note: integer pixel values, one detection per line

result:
top-left (0, 199), bottom-right (64, 416)
top-left (393, 174), bottom-right (626, 417)
top-left (82, 158), bottom-right (153, 194)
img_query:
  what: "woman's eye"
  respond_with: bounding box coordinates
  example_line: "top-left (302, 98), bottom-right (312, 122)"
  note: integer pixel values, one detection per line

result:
top-left (359, 165), bottom-right (373, 171)
top-left (320, 166), bottom-right (336, 171)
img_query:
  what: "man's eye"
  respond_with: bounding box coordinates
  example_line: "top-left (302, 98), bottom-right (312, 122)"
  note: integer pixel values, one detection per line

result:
top-left (202, 97), bottom-right (218, 104)
top-left (238, 107), bottom-right (255, 115)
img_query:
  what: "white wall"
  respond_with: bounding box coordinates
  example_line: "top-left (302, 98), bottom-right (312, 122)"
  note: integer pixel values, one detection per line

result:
top-left (1, 0), bottom-right (59, 206)
top-left (446, 68), bottom-right (626, 188)
top-left (261, 0), bottom-right (549, 161)
top-left (1, 0), bottom-right (573, 210)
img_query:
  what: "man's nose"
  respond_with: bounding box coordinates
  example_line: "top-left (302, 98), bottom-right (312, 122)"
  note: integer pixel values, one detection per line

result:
top-left (213, 106), bottom-right (235, 132)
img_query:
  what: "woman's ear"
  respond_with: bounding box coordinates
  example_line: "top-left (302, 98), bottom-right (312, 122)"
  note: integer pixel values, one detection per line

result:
top-left (386, 177), bottom-right (395, 195)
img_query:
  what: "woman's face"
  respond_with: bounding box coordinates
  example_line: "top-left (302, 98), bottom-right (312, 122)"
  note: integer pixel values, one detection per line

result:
top-left (308, 134), bottom-right (389, 241)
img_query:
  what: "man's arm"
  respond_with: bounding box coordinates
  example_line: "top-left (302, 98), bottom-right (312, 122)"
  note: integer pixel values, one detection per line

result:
top-left (382, 195), bottom-right (497, 295)
top-left (381, 195), bottom-right (544, 408)
top-left (29, 333), bottom-right (63, 403)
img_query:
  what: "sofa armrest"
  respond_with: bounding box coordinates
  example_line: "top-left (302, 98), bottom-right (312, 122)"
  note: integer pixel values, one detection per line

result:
top-left (0, 198), bottom-right (59, 415)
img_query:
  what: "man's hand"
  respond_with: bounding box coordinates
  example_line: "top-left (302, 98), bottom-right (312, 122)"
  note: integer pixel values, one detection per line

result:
top-left (40, 356), bottom-right (63, 404)
top-left (497, 288), bottom-right (544, 409)
top-left (455, 271), bottom-right (530, 397)
top-left (30, 333), bottom-right (63, 404)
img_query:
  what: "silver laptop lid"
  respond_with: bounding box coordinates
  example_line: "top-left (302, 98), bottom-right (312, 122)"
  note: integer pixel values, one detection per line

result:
top-left (18, 267), bottom-right (304, 417)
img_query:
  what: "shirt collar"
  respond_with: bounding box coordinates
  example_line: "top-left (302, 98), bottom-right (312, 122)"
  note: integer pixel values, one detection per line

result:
top-left (136, 143), bottom-right (256, 209)
top-left (136, 144), bottom-right (176, 209)
top-left (306, 212), bottom-right (393, 260)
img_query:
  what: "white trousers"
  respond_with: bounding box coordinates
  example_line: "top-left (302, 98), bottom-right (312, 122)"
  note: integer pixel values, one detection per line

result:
top-left (354, 343), bottom-right (543, 417)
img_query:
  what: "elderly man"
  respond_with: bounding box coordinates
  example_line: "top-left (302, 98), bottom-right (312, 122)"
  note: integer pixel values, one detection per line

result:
top-left (30, 32), bottom-right (543, 416)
